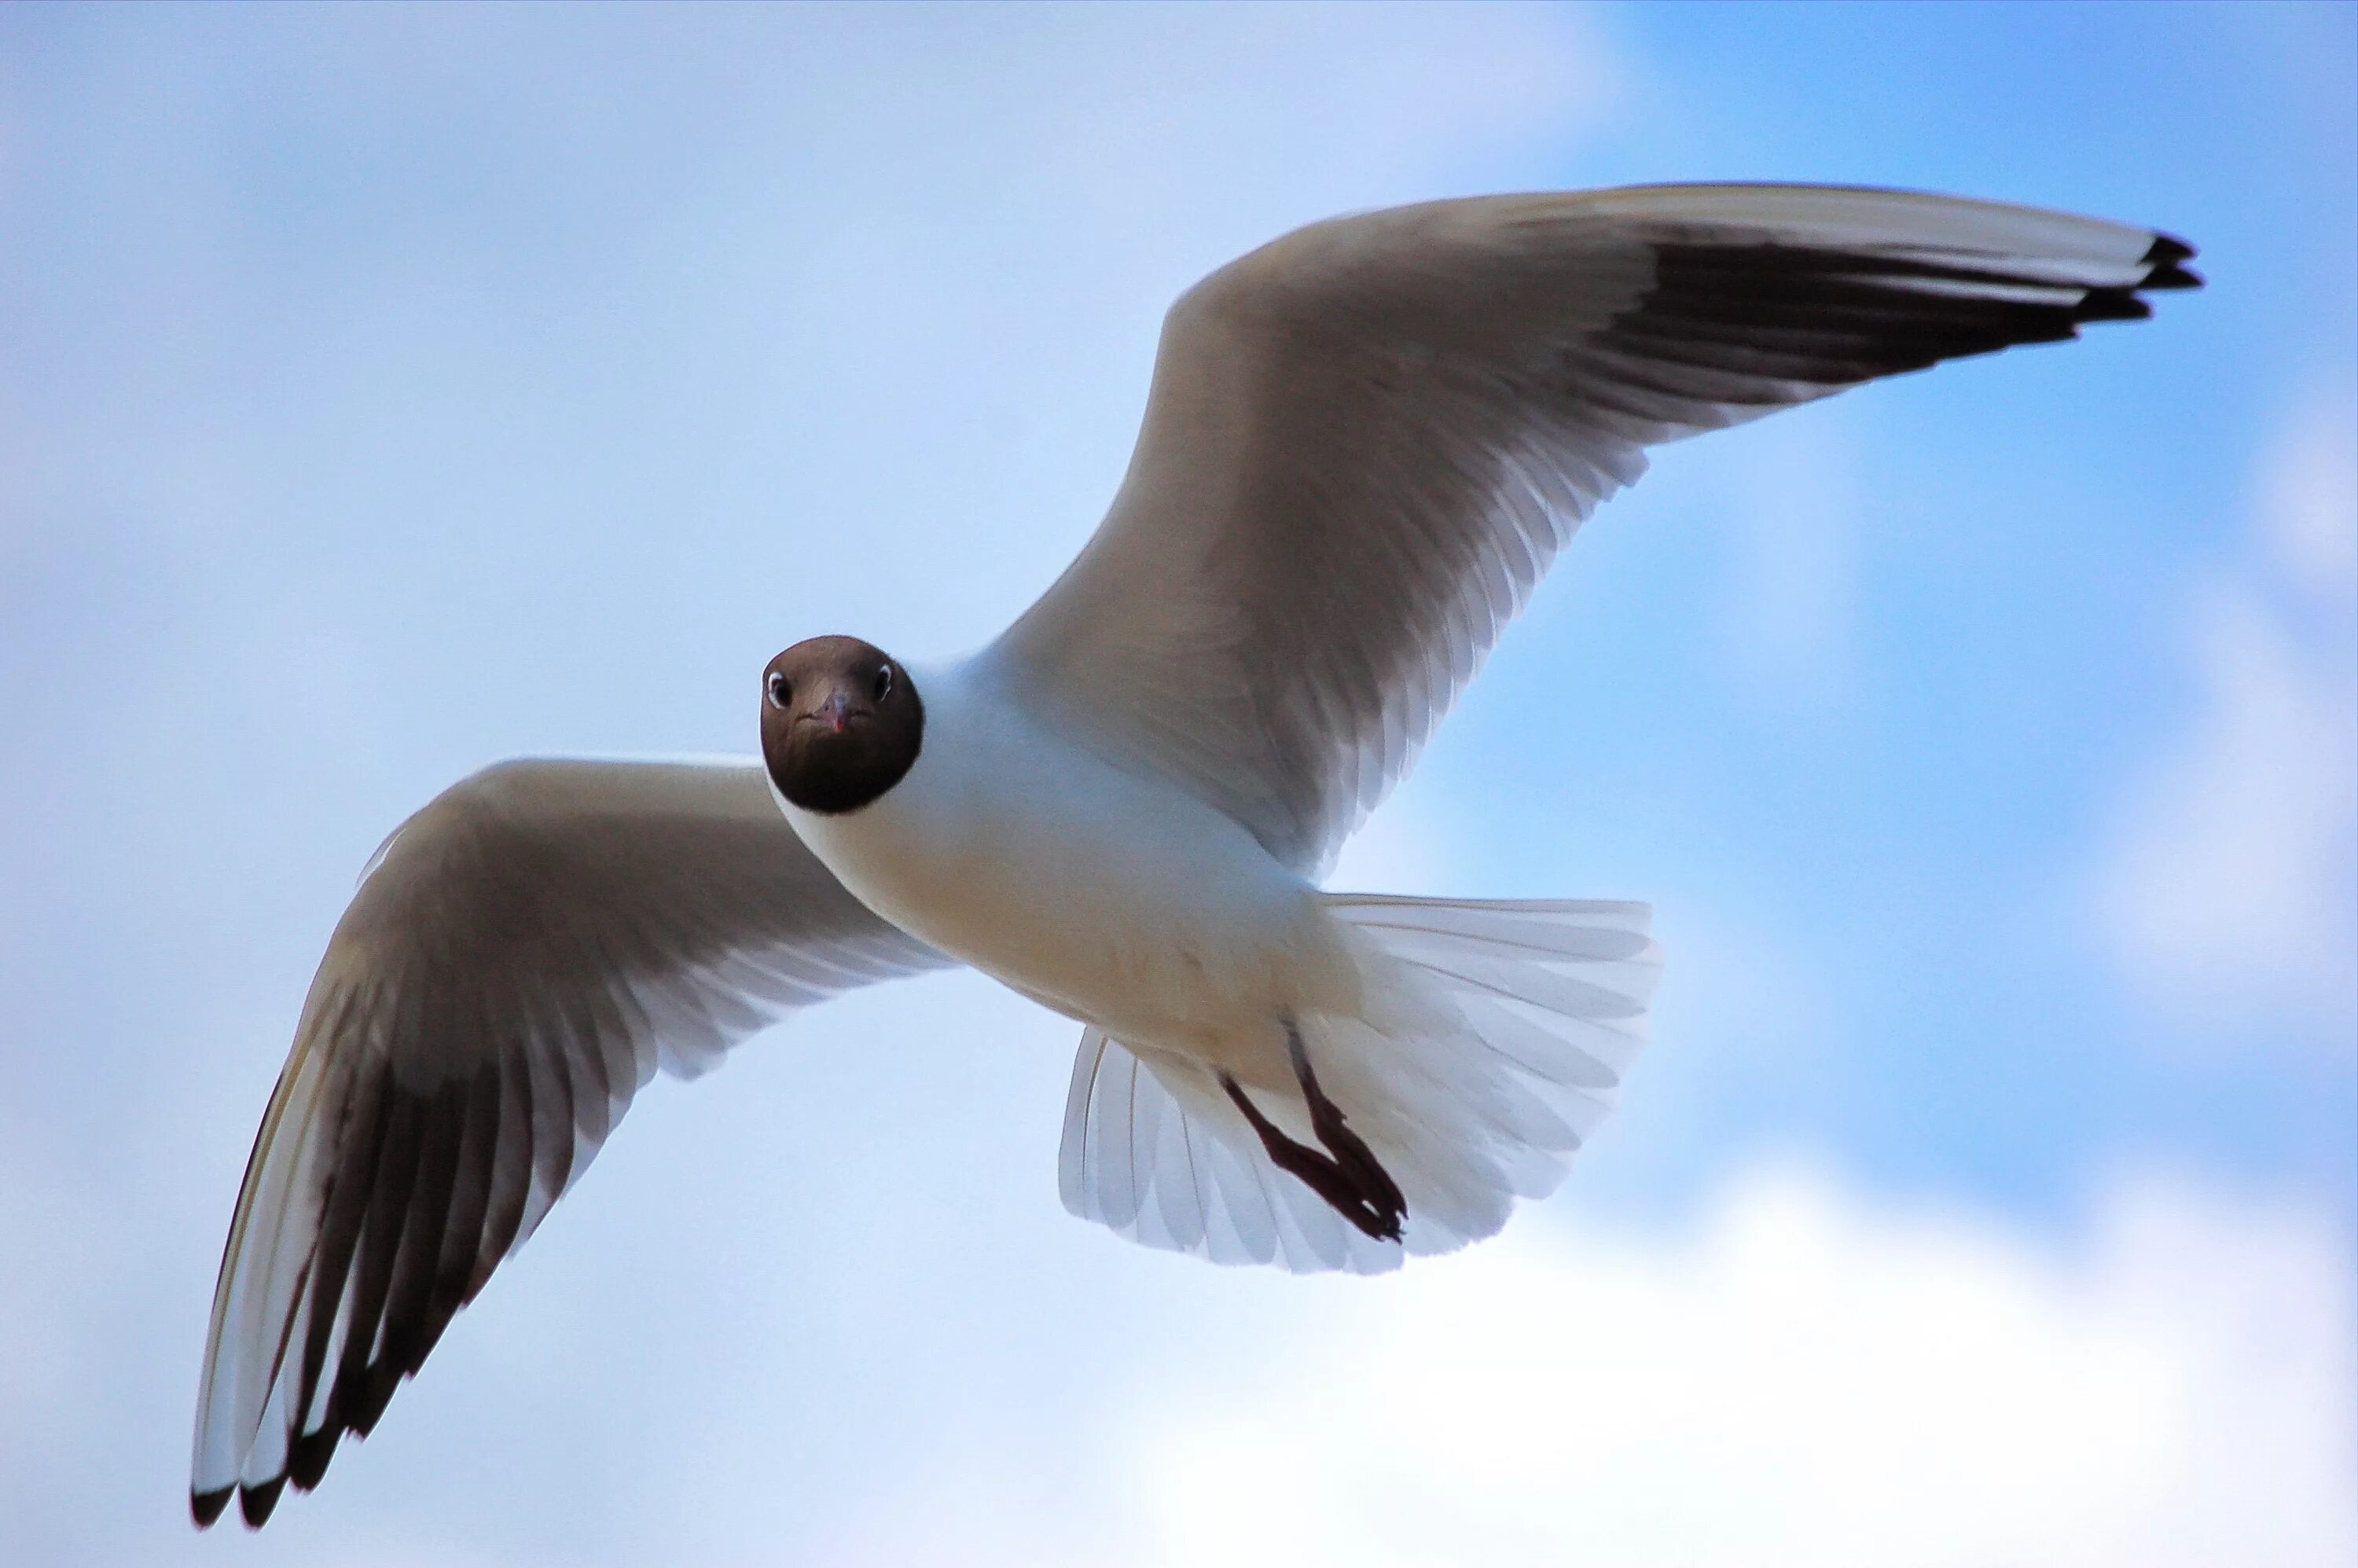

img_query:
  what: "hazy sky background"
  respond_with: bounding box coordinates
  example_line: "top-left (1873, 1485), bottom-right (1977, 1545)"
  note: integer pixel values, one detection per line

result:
top-left (2, 4), bottom-right (2352, 1564)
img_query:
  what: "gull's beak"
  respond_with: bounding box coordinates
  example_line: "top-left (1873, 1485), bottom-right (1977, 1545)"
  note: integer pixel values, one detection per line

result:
top-left (817, 690), bottom-right (855, 734)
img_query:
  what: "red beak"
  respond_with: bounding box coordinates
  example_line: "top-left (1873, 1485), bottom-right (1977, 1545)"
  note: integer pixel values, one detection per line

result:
top-left (817, 691), bottom-right (854, 733)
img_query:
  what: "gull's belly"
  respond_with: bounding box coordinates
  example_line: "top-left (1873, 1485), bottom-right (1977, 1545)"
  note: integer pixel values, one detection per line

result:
top-left (777, 672), bottom-right (1350, 1059)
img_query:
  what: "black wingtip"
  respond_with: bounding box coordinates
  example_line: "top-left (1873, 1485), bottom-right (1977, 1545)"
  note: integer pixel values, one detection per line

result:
top-left (288, 1423), bottom-right (341, 1492)
top-left (2077, 286), bottom-right (2156, 324)
top-left (351, 1361), bottom-right (407, 1438)
top-left (238, 1475), bottom-right (287, 1529)
top-left (190, 1485), bottom-right (233, 1529)
top-left (2141, 232), bottom-right (2204, 291)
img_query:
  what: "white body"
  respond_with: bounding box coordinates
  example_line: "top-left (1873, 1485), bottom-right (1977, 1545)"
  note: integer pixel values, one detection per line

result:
top-left (779, 652), bottom-right (1659, 1272)
top-left (773, 655), bottom-right (1359, 1093)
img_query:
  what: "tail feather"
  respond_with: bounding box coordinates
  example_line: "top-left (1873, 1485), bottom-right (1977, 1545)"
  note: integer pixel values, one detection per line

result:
top-left (1056, 894), bottom-right (1661, 1273)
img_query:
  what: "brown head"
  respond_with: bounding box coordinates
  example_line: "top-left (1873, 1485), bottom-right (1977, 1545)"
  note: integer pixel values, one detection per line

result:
top-left (759, 636), bottom-right (924, 814)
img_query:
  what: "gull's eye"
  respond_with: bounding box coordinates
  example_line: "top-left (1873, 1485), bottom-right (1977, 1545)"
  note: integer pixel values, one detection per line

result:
top-left (766, 670), bottom-right (791, 710)
top-left (872, 663), bottom-right (894, 702)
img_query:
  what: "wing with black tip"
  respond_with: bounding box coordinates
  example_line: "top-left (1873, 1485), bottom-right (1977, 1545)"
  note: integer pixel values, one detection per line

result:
top-left (190, 758), bottom-right (949, 1529)
top-left (993, 184), bottom-right (2199, 876)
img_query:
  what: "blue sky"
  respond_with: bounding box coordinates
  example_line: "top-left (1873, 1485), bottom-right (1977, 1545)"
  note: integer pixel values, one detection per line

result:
top-left (2, 5), bottom-right (2351, 1564)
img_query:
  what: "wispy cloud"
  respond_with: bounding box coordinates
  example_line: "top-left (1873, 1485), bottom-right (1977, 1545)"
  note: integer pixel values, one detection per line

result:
top-left (2093, 386), bottom-right (2358, 1051)
top-left (1126, 1163), bottom-right (2356, 1568)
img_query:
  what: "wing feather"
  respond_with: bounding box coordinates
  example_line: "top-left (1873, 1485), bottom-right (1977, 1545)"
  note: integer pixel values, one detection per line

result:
top-left (192, 758), bottom-right (949, 1528)
top-left (991, 183), bottom-right (2198, 872)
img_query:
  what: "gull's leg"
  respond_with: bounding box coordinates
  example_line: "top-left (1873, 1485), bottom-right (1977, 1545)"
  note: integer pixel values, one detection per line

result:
top-left (1218, 1022), bottom-right (1406, 1243)
top-left (1283, 1023), bottom-right (1407, 1231)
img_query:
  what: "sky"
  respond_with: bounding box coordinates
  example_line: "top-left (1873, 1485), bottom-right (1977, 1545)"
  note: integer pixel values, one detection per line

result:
top-left (1, 3), bottom-right (2352, 1564)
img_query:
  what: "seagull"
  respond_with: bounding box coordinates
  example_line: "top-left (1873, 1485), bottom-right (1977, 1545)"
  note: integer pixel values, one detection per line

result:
top-left (193, 184), bottom-right (2198, 1528)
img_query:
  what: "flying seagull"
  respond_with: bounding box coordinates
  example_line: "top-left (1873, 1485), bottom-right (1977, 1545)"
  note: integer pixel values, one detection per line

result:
top-left (193, 184), bottom-right (2198, 1528)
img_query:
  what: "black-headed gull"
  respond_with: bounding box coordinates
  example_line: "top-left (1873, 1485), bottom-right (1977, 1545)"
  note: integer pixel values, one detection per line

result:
top-left (193, 185), bottom-right (2199, 1527)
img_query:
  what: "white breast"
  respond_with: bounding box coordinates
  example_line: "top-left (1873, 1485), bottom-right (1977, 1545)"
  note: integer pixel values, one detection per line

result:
top-left (775, 655), bottom-right (1349, 1059)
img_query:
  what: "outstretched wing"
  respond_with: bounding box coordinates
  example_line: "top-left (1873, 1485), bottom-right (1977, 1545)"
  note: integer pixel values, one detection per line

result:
top-left (990, 184), bottom-right (2199, 875)
top-left (191, 758), bottom-right (949, 1529)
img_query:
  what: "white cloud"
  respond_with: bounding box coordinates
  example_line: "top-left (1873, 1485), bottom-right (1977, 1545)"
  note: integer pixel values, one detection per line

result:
top-left (2093, 387), bottom-right (2358, 1048)
top-left (1124, 1164), bottom-right (2357, 1568)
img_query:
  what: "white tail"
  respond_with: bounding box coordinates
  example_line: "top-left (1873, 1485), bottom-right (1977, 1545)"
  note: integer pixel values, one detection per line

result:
top-left (1058, 895), bottom-right (1661, 1273)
